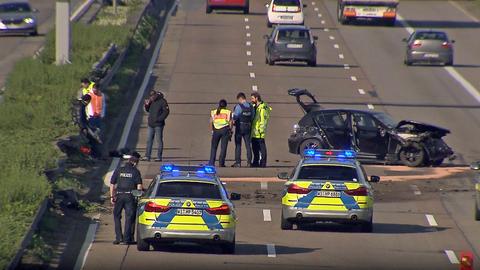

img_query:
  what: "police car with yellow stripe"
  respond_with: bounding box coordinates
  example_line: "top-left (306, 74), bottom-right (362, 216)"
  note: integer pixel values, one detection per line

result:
top-left (278, 149), bottom-right (380, 232)
top-left (136, 165), bottom-right (239, 253)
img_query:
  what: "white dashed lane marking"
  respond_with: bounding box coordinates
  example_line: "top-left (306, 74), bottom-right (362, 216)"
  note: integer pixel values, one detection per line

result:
top-left (350, 76), bottom-right (357, 81)
top-left (267, 244), bottom-right (277, 258)
top-left (246, 41), bottom-right (251, 46)
top-left (250, 72), bottom-right (256, 78)
top-left (324, 28), bottom-right (329, 32)
top-left (444, 250), bottom-right (460, 264)
top-left (410, 184), bottom-right (422, 195)
top-left (261, 181), bottom-right (268, 190)
top-left (334, 44), bottom-right (339, 49)
top-left (263, 209), bottom-right (272, 222)
top-left (329, 36), bottom-right (335, 40)
top-left (338, 54), bottom-right (344, 59)
top-left (367, 104), bottom-right (375, 110)
top-left (246, 33), bottom-right (251, 37)
top-left (245, 25), bottom-right (250, 29)
top-left (248, 61), bottom-right (253, 66)
top-left (252, 85), bottom-right (258, 91)
top-left (425, 214), bottom-right (438, 227)
top-left (246, 51), bottom-right (251, 56)
top-left (317, 13), bottom-right (322, 17)
top-left (314, 7), bottom-right (318, 11)
top-left (358, 89), bottom-right (366, 95)
top-left (244, 17), bottom-right (249, 22)
top-left (321, 20), bottom-right (325, 24)
top-left (343, 64), bottom-right (350, 70)
top-left (311, 1), bottom-right (315, 5)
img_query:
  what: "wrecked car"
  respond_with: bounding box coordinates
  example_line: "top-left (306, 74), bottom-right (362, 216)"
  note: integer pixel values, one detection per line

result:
top-left (287, 88), bottom-right (455, 167)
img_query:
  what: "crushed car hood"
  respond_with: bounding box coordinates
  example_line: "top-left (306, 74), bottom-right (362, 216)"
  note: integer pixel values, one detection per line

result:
top-left (396, 120), bottom-right (450, 136)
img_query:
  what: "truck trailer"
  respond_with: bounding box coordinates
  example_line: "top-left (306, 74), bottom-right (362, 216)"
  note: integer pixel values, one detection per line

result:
top-left (337, 0), bottom-right (399, 26)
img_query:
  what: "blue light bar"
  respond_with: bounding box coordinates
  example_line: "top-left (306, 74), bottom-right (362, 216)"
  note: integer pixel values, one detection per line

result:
top-left (204, 166), bottom-right (216, 174)
top-left (303, 149), bottom-right (356, 159)
top-left (161, 164), bottom-right (174, 172)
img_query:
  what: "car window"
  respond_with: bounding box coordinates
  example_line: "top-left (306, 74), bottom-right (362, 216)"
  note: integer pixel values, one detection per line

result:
top-left (0, 3), bottom-right (31, 13)
top-left (273, 0), bottom-right (301, 6)
top-left (414, 32), bottom-right (448, 41)
top-left (297, 165), bottom-right (359, 181)
top-left (372, 112), bottom-right (397, 128)
top-left (352, 113), bottom-right (378, 129)
top-left (276, 29), bottom-right (310, 42)
top-left (156, 181), bottom-right (222, 199)
top-left (315, 111), bottom-right (346, 128)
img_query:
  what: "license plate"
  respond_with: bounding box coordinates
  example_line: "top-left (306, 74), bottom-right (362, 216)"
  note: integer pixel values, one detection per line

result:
top-left (287, 44), bottom-right (303, 48)
top-left (176, 209), bottom-right (202, 216)
top-left (280, 16), bottom-right (293, 19)
top-left (317, 191), bottom-right (341, 198)
top-left (362, 7), bottom-right (378, 12)
top-left (424, 53), bottom-right (439, 58)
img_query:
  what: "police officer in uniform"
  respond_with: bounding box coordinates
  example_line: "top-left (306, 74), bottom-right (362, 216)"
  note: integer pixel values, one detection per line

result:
top-left (208, 99), bottom-right (232, 167)
top-left (110, 152), bottom-right (143, 245)
top-left (231, 92), bottom-right (254, 167)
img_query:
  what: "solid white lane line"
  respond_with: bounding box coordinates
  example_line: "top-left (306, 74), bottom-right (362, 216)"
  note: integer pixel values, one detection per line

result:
top-left (263, 209), bottom-right (272, 222)
top-left (246, 41), bottom-right (251, 46)
top-left (314, 7), bottom-right (318, 11)
top-left (450, 0), bottom-right (479, 22)
top-left (252, 85), bottom-right (258, 91)
top-left (245, 25), bottom-right (250, 29)
top-left (324, 28), bottom-right (329, 32)
top-left (334, 44), bottom-right (339, 49)
top-left (410, 184), bottom-right (422, 195)
top-left (358, 89), bottom-right (366, 95)
top-left (425, 214), bottom-right (438, 227)
top-left (338, 54), bottom-right (344, 59)
top-left (321, 20), bottom-right (325, 24)
top-left (250, 72), bottom-right (255, 78)
top-left (267, 244), bottom-right (277, 258)
top-left (248, 61), bottom-right (253, 66)
top-left (246, 33), bottom-right (251, 37)
top-left (246, 51), bottom-right (251, 56)
top-left (244, 17), bottom-right (249, 22)
top-left (260, 181), bottom-right (268, 190)
top-left (350, 76), bottom-right (357, 81)
top-left (397, 14), bottom-right (480, 103)
top-left (444, 250), bottom-right (460, 264)
top-left (329, 36), bottom-right (335, 40)
top-left (344, 64), bottom-right (350, 70)
top-left (367, 104), bottom-right (375, 110)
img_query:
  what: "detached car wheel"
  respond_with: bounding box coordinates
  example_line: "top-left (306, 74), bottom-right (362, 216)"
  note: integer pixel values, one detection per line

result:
top-left (399, 143), bottom-right (426, 167)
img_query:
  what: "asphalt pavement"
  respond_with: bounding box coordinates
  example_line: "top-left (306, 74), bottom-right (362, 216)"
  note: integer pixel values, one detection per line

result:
top-left (80, 0), bottom-right (480, 269)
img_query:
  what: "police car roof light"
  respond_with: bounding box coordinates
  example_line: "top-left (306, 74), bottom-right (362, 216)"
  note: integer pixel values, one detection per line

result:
top-left (161, 164), bottom-right (174, 172)
top-left (203, 166), bottom-right (216, 174)
top-left (303, 149), bottom-right (356, 159)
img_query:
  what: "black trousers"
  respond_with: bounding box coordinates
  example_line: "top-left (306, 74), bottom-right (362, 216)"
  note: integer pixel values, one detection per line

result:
top-left (113, 194), bottom-right (136, 242)
top-left (209, 127), bottom-right (230, 166)
top-left (251, 138), bottom-right (267, 167)
top-left (234, 129), bottom-right (252, 165)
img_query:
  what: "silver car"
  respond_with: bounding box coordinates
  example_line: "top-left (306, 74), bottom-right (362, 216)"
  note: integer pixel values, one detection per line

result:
top-left (0, 0), bottom-right (38, 36)
top-left (403, 30), bottom-right (454, 66)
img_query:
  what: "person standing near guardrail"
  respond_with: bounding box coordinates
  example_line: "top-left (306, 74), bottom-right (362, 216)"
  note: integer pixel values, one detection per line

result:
top-left (142, 90), bottom-right (170, 162)
top-left (110, 152), bottom-right (143, 245)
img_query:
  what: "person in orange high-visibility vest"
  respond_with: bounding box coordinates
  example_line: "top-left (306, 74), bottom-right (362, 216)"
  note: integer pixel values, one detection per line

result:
top-left (86, 85), bottom-right (106, 158)
top-left (208, 99), bottom-right (232, 167)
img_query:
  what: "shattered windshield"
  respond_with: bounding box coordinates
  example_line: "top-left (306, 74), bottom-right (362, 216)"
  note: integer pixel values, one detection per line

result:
top-left (373, 112), bottom-right (397, 128)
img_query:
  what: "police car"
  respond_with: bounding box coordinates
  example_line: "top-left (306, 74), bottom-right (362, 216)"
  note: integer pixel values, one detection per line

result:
top-left (278, 149), bottom-right (380, 232)
top-left (135, 165), bottom-right (239, 253)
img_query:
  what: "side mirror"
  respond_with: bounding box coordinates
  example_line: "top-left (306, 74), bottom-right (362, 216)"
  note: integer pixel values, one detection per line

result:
top-left (277, 172), bottom-right (289, 180)
top-left (263, 34), bottom-right (269, 39)
top-left (230, 192), bottom-right (241, 200)
top-left (470, 162), bottom-right (480, 170)
top-left (313, 36), bottom-right (318, 40)
top-left (369, 175), bottom-right (380, 183)
top-left (451, 40), bottom-right (456, 43)
top-left (402, 38), bottom-right (407, 42)
top-left (131, 190), bottom-right (144, 197)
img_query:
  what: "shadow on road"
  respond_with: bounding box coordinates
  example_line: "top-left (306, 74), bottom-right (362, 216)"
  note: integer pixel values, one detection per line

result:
top-left (297, 222), bottom-right (448, 234)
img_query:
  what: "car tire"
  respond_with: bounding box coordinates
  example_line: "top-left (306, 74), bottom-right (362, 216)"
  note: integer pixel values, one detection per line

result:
top-left (299, 139), bottom-right (322, 156)
top-left (221, 237), bottom-right (236, 254)
top-left (243, 3), bottom-right (249, 14)
top-left (404, 58), bottom-right (413, 66)
top-left (137, 237), bottom-right (150, 251)
top-left (445, 58), bottom-right (453, 66)
top-left (267, 56), bottom-right (275, 66)
top-left (267, 21), bottom-right (273, 28)
top-left (308, 59), bottom-right (316, 67)
top-left (30, 29), bottom-right (38, 36)
top-left (430, 158), bottom-right (444, 167)
top-left (475, 200), bottom-right (480, 221)
top-left (206, 4), bottom-right (213, 14)
top-left (399, 142), bottom-right (426, 167)
top-left (281, 213), bottom-right (294, 230)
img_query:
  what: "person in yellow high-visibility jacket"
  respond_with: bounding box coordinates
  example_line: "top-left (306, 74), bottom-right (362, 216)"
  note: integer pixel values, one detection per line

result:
top-left (250, 92), bottom-right (272, 168)
top-left (81, 78), bottom-right (95, 96)
top-left (209, 99), bottom-right (232, 167)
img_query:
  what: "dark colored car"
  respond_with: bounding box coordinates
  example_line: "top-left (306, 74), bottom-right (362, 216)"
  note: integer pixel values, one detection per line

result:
top-left (206, 0), bottom-right (249, 14)
top-left (0, 1), bottom-right (38, 36)
top-left (264, 25), bottom-right (317, 66)
top-left (287, 89), bottom-right (455, 167)
top-left (403, 30), bottom-right (454, 66)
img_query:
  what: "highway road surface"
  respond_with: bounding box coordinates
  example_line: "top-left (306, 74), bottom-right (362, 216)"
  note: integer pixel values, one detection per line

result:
top-left (79, 0), bottom-right (480, 269)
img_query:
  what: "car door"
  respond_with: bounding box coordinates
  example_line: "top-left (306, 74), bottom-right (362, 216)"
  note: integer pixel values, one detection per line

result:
top-left (350, 112), bottom-right (388, 156)
top-left (314, 111), bottom-right (350, 149)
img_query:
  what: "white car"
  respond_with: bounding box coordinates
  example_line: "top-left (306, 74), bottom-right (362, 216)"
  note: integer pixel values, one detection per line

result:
top-left (266, 0), bottom-right (305, 28)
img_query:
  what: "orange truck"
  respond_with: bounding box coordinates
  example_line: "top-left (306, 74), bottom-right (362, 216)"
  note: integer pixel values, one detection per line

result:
top-left (337, 0), bottom-right (399, 26)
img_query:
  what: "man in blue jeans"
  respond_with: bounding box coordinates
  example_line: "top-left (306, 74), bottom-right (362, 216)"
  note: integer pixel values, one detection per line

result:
top-left (143, 91), bottom-right (169, 162)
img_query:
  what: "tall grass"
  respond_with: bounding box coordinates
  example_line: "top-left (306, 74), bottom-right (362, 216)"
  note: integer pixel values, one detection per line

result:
top-left (0, 23), bottom-right (131, 268)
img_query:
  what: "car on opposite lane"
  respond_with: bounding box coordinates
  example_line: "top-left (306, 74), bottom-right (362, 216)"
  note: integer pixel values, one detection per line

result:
top-left (278, 149), bottom-right (380, 232)
top-left (287, 88), bottom-right (455, 167)
top-left (206, 0), bottom-right (249, 14)
top-left (266, 0), bottom-right (305, 28)
top-left (264, 25), bottom-right (317, 66)
top-left (135, 165), bottom-right (240, 253)
top-left (0, 0), bottom-right (38, 36)
top-left (403, 30), bottom-right (454, 66)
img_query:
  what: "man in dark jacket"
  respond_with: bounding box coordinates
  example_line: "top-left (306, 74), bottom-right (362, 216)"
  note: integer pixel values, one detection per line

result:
top-left (143, 90), bottom-right (169, 162)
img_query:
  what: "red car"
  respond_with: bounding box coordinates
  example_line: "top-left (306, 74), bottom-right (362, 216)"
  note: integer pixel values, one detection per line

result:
top-left (206, 0), bottom-right (249, 14)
